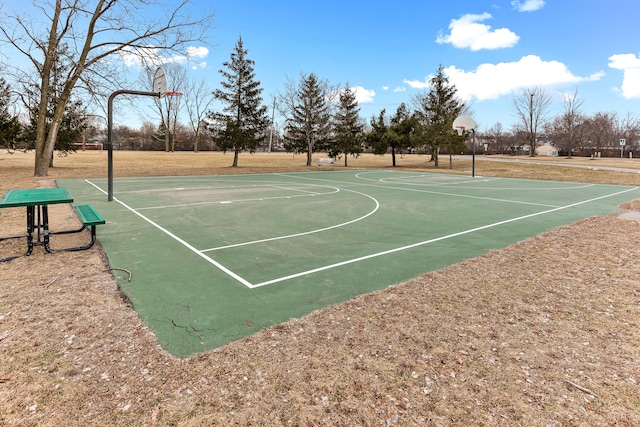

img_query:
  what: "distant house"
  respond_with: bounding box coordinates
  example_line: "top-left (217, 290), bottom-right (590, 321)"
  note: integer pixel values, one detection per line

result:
top-left (536, 142), bottom-right (558, 157)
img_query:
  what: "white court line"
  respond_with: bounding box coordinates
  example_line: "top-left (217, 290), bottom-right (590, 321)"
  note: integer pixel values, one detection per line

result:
top-left (131, 184), bottom-right (340, 210)
top-left (357, 170), bottom-right (599, 190)
top-left (84, 179), bottom-right (254, 288)
top-left (248, 185), bottom-right (639, 288)
top-left (280, 172), bottom-right (563, 208)
top-left (379, 173), bottom-right (498, 186)
top-left (84, 178), bottom-right (638, 290)
top-left (135, 190), bottom-right (339, 211)
top-left (267, 184), bottom-right (322, 195)
top-left (202, 188), bottom-right (380, 252)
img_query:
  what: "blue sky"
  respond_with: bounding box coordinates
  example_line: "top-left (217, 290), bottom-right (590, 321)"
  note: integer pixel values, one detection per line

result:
top-left (182, 0), bottom-right (640, 131)
top-left (4, 0), bottom-right (640, 132)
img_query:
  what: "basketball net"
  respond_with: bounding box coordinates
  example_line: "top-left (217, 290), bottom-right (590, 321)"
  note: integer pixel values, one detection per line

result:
top-left (166, 91), bottom-right (183, 112)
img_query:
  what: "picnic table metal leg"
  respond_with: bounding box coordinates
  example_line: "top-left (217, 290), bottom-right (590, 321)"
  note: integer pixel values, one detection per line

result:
top-left (42, 205), bottom-right (52, 253)
top-left (25, 206), bottom-right (35, 256)
top-left (36, 205), bottom-right (42, 243)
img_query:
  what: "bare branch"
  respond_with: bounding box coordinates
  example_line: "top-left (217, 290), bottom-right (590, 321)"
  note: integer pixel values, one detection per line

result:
top-left (0, 0), bottom-right (215, 175)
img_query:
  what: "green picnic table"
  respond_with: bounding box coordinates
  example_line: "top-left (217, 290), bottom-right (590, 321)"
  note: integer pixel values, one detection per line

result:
top-left (0, 188), bottom-right (105, 261)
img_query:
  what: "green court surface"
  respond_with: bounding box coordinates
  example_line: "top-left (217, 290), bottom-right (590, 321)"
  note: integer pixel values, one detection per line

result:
top-left (58, 171), bottom-right (639, 357)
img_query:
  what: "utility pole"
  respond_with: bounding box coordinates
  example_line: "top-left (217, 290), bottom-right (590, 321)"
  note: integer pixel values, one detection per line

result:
top-left (268, 96), bottom-right (275, 152)
top-left (529, 92), bottom-right (534, 157)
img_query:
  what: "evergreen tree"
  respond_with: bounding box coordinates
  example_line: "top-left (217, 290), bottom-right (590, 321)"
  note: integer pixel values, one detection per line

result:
top-left (331, 85), bottom-right (363, 166)
top-left (207, 36), bottom-right (269, 166)
top-left (367, 104), bottom-right (417, 167)
top-left (367, 109), bottom-right (390, 157)
top-left (152, 121), bottom-right (167, 150)
top-left (0, 78), bottom-right (21, 149)
top-left (412, 65), bottom-right (465, 167)
top-left (281, 73), bottom-right (333, 166)
top-left (388, 103), bottom-right (417, 166)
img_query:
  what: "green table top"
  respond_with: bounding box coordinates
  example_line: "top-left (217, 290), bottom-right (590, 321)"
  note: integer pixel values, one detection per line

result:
top-left (0, 188), bottom-right (73, 208)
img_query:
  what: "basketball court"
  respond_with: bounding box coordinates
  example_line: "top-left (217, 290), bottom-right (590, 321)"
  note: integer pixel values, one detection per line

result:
top-left (58, 170), bottom-right (639, 356)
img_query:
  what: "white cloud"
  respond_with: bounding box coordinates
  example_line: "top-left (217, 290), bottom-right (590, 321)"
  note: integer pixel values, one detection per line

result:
top-left (352, 86), bottom-right (376, 103)
top-left (436, 13), bottom-right (519, 51)
top-left (608, 53), bottom-right (640, 99)
top-left (382, 86), bottom-right (389, 91)
top-left (393, 86), bottom-right (406, 93)
top-left (404, 55), bottom-right (604, 101)
top-left (191, 62), bottom-right (207, 70)
top-left (186, 46), bottom-right (209, 59)
top-left (403, 79), bottom-right (429, 90)
top-left (119, 45), bottom-right (209, 68)
top-left (118, 46), bottom-right (163, 67)
top-left (331, 86), bottom-right (376, 104)
top-left (511, 0), bottom-right (545, 12)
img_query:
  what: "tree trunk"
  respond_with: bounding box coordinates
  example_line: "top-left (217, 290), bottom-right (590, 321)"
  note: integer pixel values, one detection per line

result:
top-left (232, 146), bottom-right (239, 167)
top-left (34, 119), bottom-right (60, 176)
top-left (391, 147), bottom-right (396, 167)
top-left (530, 138), bottom-right (536, 157)
top-left (35, 152), bottom-right (51, 176)
top-left (306, 140), bottom-right (312, 166)
top-left (193, 129), bottom-right (200, 153)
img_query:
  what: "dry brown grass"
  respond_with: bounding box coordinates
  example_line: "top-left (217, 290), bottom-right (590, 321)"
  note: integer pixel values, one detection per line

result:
top-left (1, 150), bottom-right (639, 426)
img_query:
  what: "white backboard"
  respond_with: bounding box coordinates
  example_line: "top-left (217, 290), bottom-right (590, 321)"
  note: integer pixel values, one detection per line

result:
top-left (452, 115), bottom-right (477, 133)
top-left (153, 67), bottom-right (168, 97)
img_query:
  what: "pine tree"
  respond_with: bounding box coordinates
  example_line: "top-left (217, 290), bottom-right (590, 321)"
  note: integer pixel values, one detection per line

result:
top-left (367, 104), bottom-right (417, 167)
top-left (367, 109), bottom-right (390, 156)
top-left (388, 103), bottom-right (417, 166)
top-left (413, 65), bottom-right (465, 167)
top-left (0, 78), bottom-right (21, 149)
top-left (282, 73), bottom-right (333, 166)
top-left (331, 85), bottom-right (363, 166)
top-left (208, 36), bottom-right (269, 166)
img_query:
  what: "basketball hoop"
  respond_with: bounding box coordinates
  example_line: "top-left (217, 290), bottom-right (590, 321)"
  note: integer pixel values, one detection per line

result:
top-left (452, 114), bottom-right (478, 178)
top-left (165, 91), bottom-right (183, 112)
top-left (452, 115), bottom-right (476, 133)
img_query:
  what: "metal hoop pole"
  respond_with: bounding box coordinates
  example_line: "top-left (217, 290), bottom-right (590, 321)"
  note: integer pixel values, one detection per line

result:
top-left (107, 90), bottom-right (161, 201)
top-left (472, 129), bottom-right (476, 178)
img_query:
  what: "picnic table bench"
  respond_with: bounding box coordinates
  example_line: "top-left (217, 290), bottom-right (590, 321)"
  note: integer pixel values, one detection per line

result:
top-left (317, 157), bottom-right (335, 170)
top-left (0, 188), bottom-right (105, 261)
top-left (51, 204), bottom-right (106, 252)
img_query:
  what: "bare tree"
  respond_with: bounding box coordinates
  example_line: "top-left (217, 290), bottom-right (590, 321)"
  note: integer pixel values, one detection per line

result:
top-left (615, 112), bottom-right (640, 158)
top-left (512, 87), bottom-right (552, 156)
top-left (138, 121), bottom-right (157, 149)
top-left (560, 88), bottom-right (584, 158)
top-left (183, 78), bottom-right (214, 153)
top-left (139, 64), bottom-right (186, 151)
top-left (582, 112), bottom-right (617, 156)
top-left (162, 64), bottom-right (187, 152)
top-left (486, 122), bottom-right (504, 154)
top-left (0, 0), bottom-right (214, 175)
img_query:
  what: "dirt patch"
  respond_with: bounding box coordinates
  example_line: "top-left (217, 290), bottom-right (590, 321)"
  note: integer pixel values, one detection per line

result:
top-left (617, 210), bottom-right (640, 222)
top-left (1, 151), bottom-right (639, 426)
